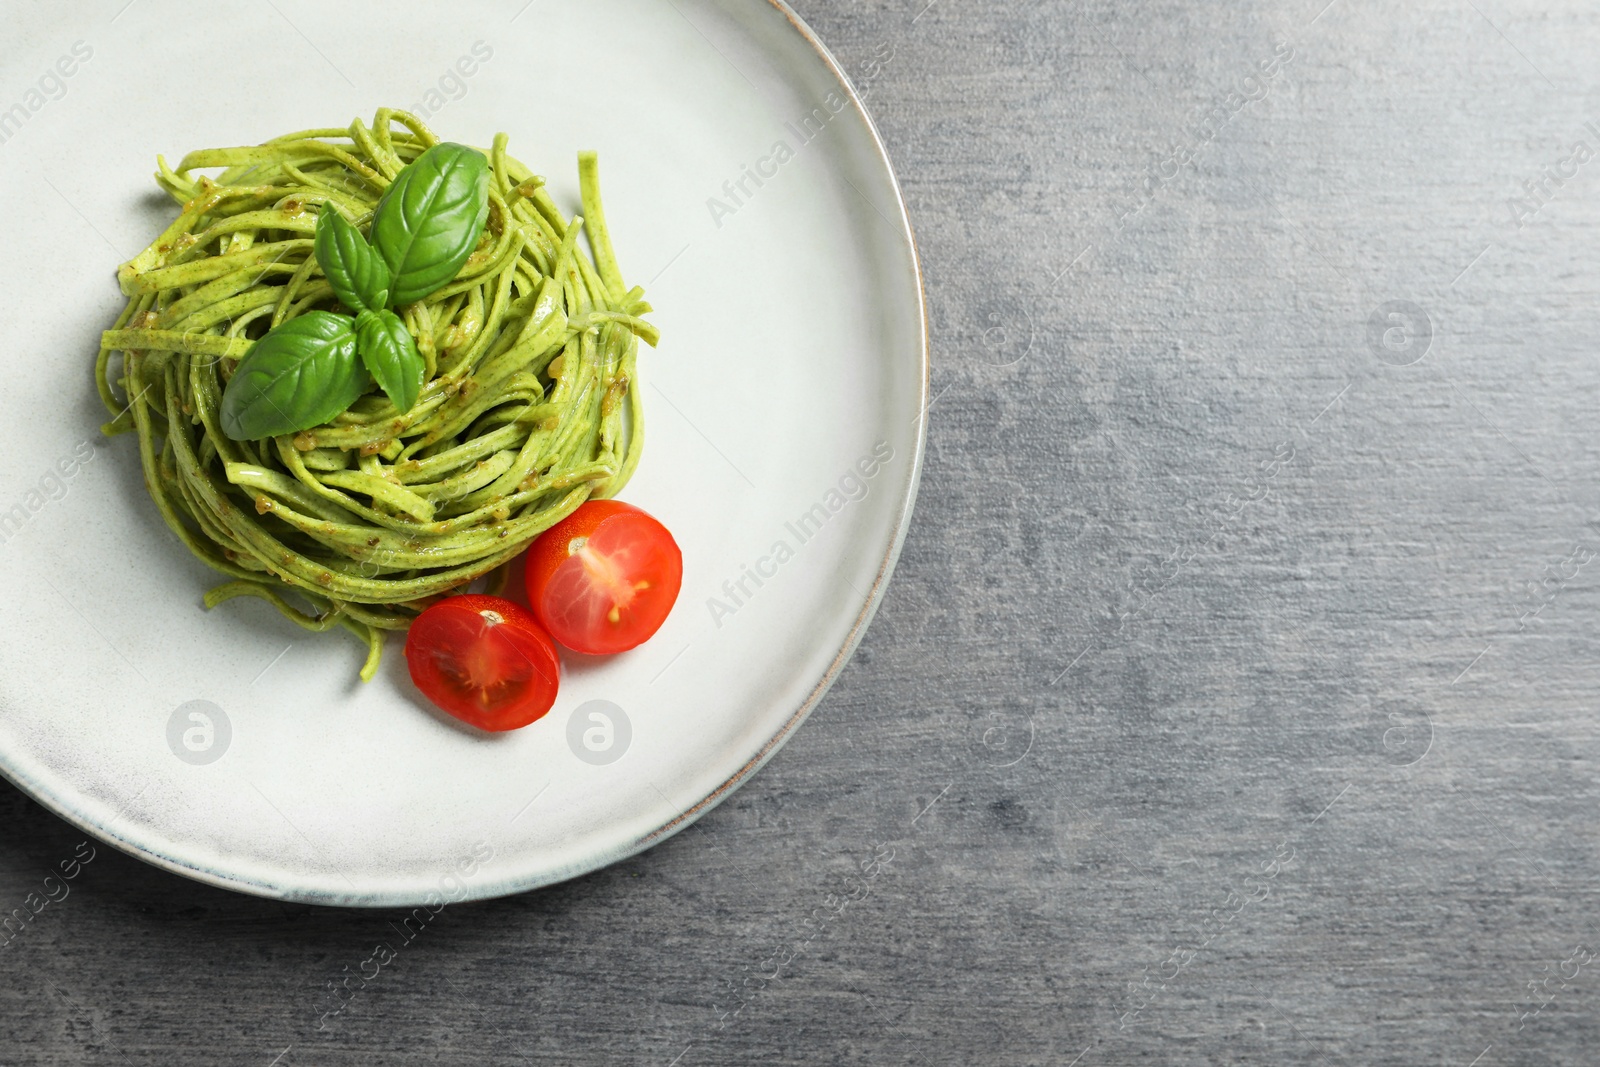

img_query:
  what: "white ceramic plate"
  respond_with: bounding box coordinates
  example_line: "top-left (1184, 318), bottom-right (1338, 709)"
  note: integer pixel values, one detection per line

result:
top-left (0, 0), bottom-right (924, 905)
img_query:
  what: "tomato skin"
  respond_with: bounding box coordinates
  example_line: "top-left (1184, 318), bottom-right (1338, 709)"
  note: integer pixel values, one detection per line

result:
top-left (524, 500), bottom-right (683, 655)
top-left (404, 595), bottom-right (560, 732)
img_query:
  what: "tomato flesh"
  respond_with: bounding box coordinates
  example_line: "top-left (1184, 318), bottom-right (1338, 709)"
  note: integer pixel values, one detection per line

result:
top-left (525, 500), bottom-right (683, 655)
top-left (404, 595), bottom-right (560, 731)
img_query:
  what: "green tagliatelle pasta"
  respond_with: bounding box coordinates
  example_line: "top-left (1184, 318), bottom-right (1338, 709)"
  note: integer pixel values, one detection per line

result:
top-left (95, 108), bottom-right (658, 680)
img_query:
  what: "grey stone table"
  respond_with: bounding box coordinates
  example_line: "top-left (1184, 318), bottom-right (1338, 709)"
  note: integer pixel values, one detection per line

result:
top-left (5, 0), bottom-right (1600, 1063)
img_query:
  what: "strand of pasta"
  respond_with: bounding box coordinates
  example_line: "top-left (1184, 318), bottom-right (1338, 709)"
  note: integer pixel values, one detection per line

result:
top-left (95, 109), bottom-right (655, 680)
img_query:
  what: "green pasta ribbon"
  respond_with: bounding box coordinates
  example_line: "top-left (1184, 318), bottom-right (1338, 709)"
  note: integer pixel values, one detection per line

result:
top-left (96, 109), bottom-right (658, 680)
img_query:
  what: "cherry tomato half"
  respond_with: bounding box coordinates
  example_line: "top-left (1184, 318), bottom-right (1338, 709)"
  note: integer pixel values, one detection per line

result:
top-left (524, 500), bottom-right (683, 655)
top-left (404, 595), bottom-right (561, 731)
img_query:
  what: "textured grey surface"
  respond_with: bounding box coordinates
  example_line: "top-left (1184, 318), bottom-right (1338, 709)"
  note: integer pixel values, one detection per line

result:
top-left (6, 0), bottom-right (1600, 1063)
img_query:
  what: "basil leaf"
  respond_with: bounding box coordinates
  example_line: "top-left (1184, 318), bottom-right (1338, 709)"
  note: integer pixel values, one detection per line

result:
top-left (370, 142), bottom-right (490, 306)
top-left (220, 311), bottom-right (368, 441)
top-left (314, 206), bottom-right (390, 313)
top-left (355, 309), bottom-right (425, 414)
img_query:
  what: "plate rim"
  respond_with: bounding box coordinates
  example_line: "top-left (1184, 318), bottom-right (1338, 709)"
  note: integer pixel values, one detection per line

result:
top-left (0, 0), bottom-right (930, 906)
